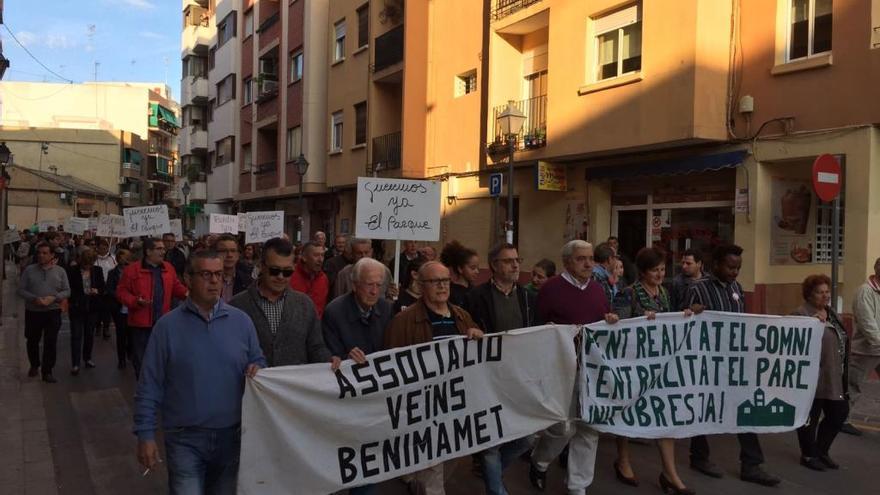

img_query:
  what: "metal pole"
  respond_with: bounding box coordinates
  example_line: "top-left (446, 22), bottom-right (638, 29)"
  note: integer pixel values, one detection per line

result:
top-left (298, 179), bottom-right (305, 243)
top-left (506, 136), bottom-right (515, 244)
top-left (35, 151), bottom-right (42, 224)
top-left (830, 195), bottom-right (840, 311)
top-left (0, 179), bottom-right (6, 321)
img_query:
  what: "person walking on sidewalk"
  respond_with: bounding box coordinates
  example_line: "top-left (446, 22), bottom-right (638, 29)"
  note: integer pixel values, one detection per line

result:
top-left (133, 250), bottom-right (266, 494)
top-left (117, 238), bottom-right (188, 379)
top-left (66, 248), bottom-right (106, 376)
top-left (17, 241), bottom-right (71, 383)
top-left (94, 238), bottom-right (117, 341)
top-left (106, 248), bottom-right (133, 370)
top-left (844, 256), bottom-right (880, 436)
top-left (686, 244), bottom-right (780, 487)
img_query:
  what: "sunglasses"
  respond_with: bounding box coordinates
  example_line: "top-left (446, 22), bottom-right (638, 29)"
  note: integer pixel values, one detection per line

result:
top-left (267, 267), bottom-right (295, 278)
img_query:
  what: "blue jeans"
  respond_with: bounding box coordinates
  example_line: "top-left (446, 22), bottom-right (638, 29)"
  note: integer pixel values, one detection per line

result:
top-left (481, 437), bottom-right (532, 495)
top-left (164, 425), bottom-right (241, 495)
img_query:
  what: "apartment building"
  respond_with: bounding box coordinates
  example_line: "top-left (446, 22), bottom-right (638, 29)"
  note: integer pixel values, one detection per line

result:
top-left (0, 0), bottom-right (8, 80)
top-left (0, 81), bottom-right (180, 216)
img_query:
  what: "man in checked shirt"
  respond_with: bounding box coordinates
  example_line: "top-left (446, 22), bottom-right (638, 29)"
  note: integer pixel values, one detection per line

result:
top-left (686, 244), bottom-right (780, 487)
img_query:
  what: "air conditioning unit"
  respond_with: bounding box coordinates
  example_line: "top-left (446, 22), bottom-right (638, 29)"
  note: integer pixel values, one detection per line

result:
top-left (261, 79), bottom-right (278, 94)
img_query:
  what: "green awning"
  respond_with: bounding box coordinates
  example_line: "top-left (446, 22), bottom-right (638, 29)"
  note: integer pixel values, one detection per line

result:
top-left (124, 148), bottom-right (142, 164)
top-left (149, 103), bottom-right (179, 128)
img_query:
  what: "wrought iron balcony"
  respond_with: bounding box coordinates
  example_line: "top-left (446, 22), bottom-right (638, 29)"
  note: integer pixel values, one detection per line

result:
top-left (491, 95), bottom-right (547, 151)
top-left (492, 0), bottom-right (544, 21)
top-left (369, 132), bottom-right (402, 174)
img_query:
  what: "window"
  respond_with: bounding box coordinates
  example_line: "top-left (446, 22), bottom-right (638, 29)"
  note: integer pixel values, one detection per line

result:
top-left (217, 75), bottom-right (236, 105)
top-left (243, 77), bottom-right (253, 104)
top-left (208, 47), bottom-right (216, 70)
top-left (182, 56), bottom-right (207, 78)
top-left (217, 12), bottom-right (237, 47)
top-left (244, 9), bottom-right (254, 38)
top-left (289, 50), bottom-right (304, 82)
top-left (789, 0), bottom-right (832, 61)
top-left (331, 111), bottom-right (344, 152)
top-left (455, 70), bottom-right (478, 97)
top-left (216, 136), bottom-right (235, 165)
top-left (334, 20), bottom-right (346, 62)
top-left (815, 187), bottom-right (845, 264)
top-left (593, 3), bottom-right (642, 81)
top-left (286, 126), bottom-right (302, 161)
top-left (241, 144), bottom-right (252, 171)
top-left (354, 102), bottom-right (367, 146)
top-left (207, 100), bottom-right (215, 122)
top-left (357, 5), bottom-right (370, 49)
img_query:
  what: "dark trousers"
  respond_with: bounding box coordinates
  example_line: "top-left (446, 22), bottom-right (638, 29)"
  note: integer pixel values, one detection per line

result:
top-left (797, 399), bottom-right (849, 458)
top-left (24, 310), bottom-right (62, 374)
top-left (690, 432), bottom-right (764, 467)
top-left (131, 326), bottom-right (153, 379)
top-left (96, 307), bottom-right (112, 337)
top-left (69, 312), bottom-right (98, 368)
top-left (113, 312), bottom-right (132, 365)
top-left (164, 425), bottom-right (241, 495)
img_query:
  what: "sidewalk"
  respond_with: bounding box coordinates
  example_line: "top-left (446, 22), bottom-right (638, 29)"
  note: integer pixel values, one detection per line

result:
top-left (0, 263), bottom-right (59, 494)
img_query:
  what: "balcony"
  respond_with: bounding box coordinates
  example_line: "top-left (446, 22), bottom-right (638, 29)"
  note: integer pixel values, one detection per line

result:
top-left (121, 162), bottom-right (142, 177)
top-left (492, 0), bottom-right (543, 21)
top-left (373, 25), bottom-right (404, 75)
top-left (121, 191), bottom-right (142, 207)
top-left (190, 128), bottom-right (208, 152)
top-left (149, 143), bottom-right (174, 157)
top-left (490, 96), bottom-right (547, 151)
top-left (254, 161), bottom-right (278, 175)
top-left (164, 189), bottom-right (180, 202)
top-left (181, 76), bottom-right (208, 104)
top-left (368, 131), bottom-right (402, 174)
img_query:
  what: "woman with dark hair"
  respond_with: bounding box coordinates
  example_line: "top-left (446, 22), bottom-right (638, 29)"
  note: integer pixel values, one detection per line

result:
top-left (393, 256), bottom-right (426, 315)
top-left (792, 274), bottom-right (849, 471)
top-left (526, 258), bottom-right (556, 295)
top-left (66, 247), bottom-right (106, 375)
top-left (440, 240), bottom-right (480, 308)
top-left (613, 247), bottom-right (694, 495)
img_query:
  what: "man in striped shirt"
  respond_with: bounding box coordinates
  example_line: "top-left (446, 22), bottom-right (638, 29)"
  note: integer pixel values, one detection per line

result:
top-left (686, 244), bottom-right (780, 487)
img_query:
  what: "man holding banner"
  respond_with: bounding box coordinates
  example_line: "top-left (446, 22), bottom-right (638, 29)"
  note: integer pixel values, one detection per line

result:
top-left (685, 244), bottom-right (780, 487)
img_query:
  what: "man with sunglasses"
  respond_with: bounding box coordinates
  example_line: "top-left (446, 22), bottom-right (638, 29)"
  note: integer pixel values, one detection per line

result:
top-left (230, 237), bottom-right (339, 368)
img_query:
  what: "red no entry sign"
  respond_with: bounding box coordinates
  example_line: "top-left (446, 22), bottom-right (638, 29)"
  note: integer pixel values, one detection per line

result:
top-left (812, 154), bottom-right (842, 202)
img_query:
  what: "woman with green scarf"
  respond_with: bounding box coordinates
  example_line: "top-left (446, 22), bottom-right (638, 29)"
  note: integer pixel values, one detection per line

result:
top-left (612, 247), bottom-right (694, 495)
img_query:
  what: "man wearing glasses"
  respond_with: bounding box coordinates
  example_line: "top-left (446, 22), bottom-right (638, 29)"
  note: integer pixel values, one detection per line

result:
top-left (134, 250), bottom-right (266, 494)
top-left (214, 234), bottom-right (254, 302)
top-left (230, 237), bottom-right (339, 368)
top-left (117, 238), bottom-right (189, 379)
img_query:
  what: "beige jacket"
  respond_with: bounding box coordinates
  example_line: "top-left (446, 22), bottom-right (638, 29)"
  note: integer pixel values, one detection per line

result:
top-left (852, 281), bottom-right (880, 356)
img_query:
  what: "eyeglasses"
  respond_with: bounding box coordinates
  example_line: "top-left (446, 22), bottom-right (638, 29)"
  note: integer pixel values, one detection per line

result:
top-left (266, 267), bottom-right (295, 278)
top-left (421, 278), bottom-right (451, 288)
top-left (216, 248), bottom-right (239, 255)
top-left (193, 270), bottom-right (224, 281)
top-left (355, 282), bottom-right (383, 290)
top-left (496, 257), bottom-right (523, 265)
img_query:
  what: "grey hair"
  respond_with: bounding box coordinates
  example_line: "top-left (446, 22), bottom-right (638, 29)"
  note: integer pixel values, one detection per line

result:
top-left (351, 257), bottom-right (385, 283)
top-left (561, 240), bottom-right (593, 262)
top-left (347, 237), bottom-right (371, 251)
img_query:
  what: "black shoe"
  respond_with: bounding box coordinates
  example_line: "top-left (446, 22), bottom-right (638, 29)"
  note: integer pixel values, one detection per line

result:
top-left (741, 465), bottom-right (781, 487)
top-left (840, 422), bottom-right (862, 436)
top-left (818, 454), bottom-right (839, 470)
top-left (42, 373), bottom-right (57, 384)
top-left (690, 459), bottom-right (723, 479)
top-left (800, 457), bottom-right (825, 471)
top-left (558, 445), bottom-right (569, 468)
top-left (614, 461), bottom-right (639, 487)
top-left (70, 367), bottom-right (80, 376)
top-left (27, 366), bottom-right (39, 377)
top-left (660, 473), bottom-right (696, 495)
top-left (118, 360), bottom-right (126, 370)
top-left (528, 463), bottom-right (546, 491)
top-left (85, 360), bottom-right (96, 369)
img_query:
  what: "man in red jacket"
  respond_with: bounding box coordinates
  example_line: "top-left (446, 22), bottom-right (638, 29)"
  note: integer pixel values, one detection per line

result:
top-left (117, 238), bottom-right (188, 378)
top-left (290, 241), bottom-right (329, 317)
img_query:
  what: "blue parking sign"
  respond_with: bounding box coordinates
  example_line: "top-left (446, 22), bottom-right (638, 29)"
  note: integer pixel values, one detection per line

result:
top-left (490, 173), bottom-right (503, 197)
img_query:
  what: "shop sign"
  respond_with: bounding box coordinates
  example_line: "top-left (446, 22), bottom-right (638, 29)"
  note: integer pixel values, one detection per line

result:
top-left (536, 161), bottom-right (567, 192)
top-left (735, 188), bottom-right (749, 214)
top-left (770, 177), bottom-right (814, 265)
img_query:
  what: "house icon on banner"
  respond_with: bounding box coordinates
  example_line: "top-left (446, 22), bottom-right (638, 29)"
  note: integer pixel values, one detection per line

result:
top-left (736, 389), bottom-right (796, 427)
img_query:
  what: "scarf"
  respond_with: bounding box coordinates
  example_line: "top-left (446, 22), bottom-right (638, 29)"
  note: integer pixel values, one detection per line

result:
top-left (633, 281), bottom-right (671, 313)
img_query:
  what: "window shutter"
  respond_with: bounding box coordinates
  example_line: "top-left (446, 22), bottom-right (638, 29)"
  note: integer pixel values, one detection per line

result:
top-left (593, 3), bottom-right (640, 34)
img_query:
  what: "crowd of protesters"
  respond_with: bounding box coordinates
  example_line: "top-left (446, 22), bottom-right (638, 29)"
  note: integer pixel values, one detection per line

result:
top-left (12, 224), bottom-right (879, 495)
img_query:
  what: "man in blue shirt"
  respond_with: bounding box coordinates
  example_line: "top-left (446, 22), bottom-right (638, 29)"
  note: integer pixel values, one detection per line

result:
top-left (133, 250), bottom-right (266, 494)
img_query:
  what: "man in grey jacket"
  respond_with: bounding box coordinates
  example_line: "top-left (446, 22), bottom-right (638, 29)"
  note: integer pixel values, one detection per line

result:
top-left (229, 237), bottom-right (339, 369)
top-left (18, 242), bottom-right (71, 383)
top-left (844, 257), bottom-right (880, 436)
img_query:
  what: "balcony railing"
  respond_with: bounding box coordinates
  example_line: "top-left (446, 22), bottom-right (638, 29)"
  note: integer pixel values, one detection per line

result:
top-left (149, 144), bottom-right (174, 156)
top-left (373, 25), bottom-right (404, 73)
top-left (122, 162), bottom-right (142, 173)
top-left (369, 132), bottom-right (402, 174)
top-left (254, 161), bottom-right (277, 175)
top-left (492, 0), bottom-right (543, 21)
top-left (491, 95), bottom-right (547, 151)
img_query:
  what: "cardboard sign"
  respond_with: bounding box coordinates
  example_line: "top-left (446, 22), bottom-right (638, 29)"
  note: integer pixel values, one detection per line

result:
top-left (124, 205), bottom-right (171, 238)
top-left (169, 219), bottom-right (184, 242)
top-left (97, 214), bottom-right (128, 238)
top-left (37, 220), bottom-right (56, 232)
top-left (355, 178), bottom-right (441, 241)
top-left (245, 211), bottom-right (284, 244)
top-left (88, 217), bottom-right (99, 231)
top-left (64, 217), bottom-right (89, 235)
top-left (238, 213), bottom-right (249, 232)
top-left (210, 213), bottom-right (239, 234)
top-left (3, 229), bottom-right (20, 245)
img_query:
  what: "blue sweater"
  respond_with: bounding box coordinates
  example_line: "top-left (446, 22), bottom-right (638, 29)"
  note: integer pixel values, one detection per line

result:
top-left (133, 299), bottom-right (267, 441)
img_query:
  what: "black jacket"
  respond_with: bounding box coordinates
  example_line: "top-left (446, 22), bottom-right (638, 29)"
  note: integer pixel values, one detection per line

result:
top-left (105, 265), bottom-right (124, 314)
top-left (232, 262), bottom-right (254, 296)
top-left (165, 247), bottom-right (187, 277)
top-left (465, 282), bottom-right (540, 334)
top-left (66, 265), bottom-right (106, 316)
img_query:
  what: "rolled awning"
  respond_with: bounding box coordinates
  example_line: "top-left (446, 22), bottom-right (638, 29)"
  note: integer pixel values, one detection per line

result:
top-left (149, 103), bottom-right (180, 128)
top-left (585, 149), bottom-right (748, 180)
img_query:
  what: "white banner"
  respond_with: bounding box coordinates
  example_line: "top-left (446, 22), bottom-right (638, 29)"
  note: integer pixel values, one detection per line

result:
top-left (240, 325), bottom-right (578, 494)
top-left (97, 214), bottom-right (128, 238)
top-left (238, 212), bottom-right (248, 232)
top-left (355, 177), bottom-right (441, 241)
top-left (3, 229), bottom-right (20, 244)
top-left (64, 217), bottom-right (89, 235)
top-left (244, 211), bottom-right (284, 244)
top-left (88, 217), bottom-right (98, 231)
top-left (579, 311), bottom-right (824, 438)
top-left (209, 213), bottom-right (238, 234)
top-left (124, 205), bottom-right (171, 238)
top-left (169, 219), bottom-right (184, 242)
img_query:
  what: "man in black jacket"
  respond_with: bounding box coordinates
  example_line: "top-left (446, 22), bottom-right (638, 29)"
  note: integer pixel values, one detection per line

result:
top-left (465, 242), bottom-right (538, 495)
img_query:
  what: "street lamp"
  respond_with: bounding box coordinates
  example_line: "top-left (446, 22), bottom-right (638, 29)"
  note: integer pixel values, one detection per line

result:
top-left (181, 181), bottom-right (191, 232)
top-left (293, 153), bottom-right (310, 243)
top-left (496, 101), bottom-right (526, 244)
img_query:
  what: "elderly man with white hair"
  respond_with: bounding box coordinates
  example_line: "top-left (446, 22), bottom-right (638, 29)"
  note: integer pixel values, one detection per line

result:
top-left (322, 257), bottom-right (395, 363)
top-left (528, 239), bottom-right (618, 495)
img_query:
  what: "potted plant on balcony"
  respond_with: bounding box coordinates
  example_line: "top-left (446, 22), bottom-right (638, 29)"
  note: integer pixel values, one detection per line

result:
top-left (534, 127), bottom-right (546, 148)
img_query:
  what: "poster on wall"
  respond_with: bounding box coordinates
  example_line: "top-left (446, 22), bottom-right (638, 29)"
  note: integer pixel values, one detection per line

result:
top-left (770, 177), bottom-right (815, 265)
top-left (564, 192), bottom-right (589, 242)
